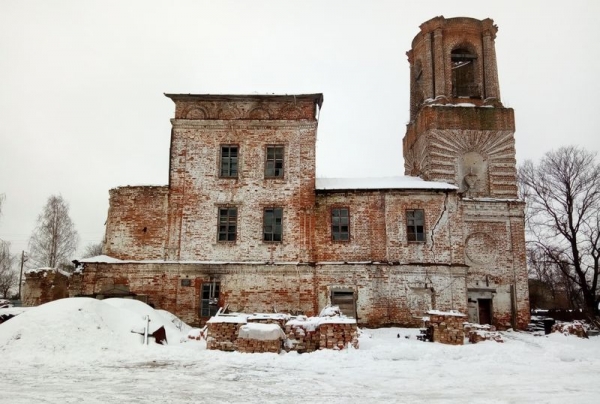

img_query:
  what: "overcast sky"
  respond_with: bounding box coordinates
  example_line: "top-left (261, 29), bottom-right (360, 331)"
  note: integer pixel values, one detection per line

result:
top-left (1, 0), bottom-right (599, 261)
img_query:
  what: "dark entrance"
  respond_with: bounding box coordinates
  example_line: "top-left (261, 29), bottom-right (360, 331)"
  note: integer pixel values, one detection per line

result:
top-left (478, 298), bottom-right (492, 325)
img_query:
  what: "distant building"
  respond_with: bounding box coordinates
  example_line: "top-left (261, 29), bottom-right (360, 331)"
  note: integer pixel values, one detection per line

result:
top-left (71, 16), bottom-right (529, 329)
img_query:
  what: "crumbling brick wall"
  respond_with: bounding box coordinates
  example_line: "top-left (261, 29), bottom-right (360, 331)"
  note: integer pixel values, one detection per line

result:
top-left (22, 269), bottom-right (69, 307)
top-left (207, 314), bottom-right (358, 353)
top-left (104, 186), bottom-right (168, 260)
top-left (425, 311), bottom-right (466, 345)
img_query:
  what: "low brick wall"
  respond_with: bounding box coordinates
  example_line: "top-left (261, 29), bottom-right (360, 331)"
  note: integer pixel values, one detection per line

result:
top-left (207, 313), bottom-right (359, 353)
top-left (237, 338), bottom-right (282, 353)
top-left (425, 310), bottom-right (466, 345)
top-left (285, 322), bottom-right (320, 353)
top-left (236, 323), bottom-right (286, 353)
top-left (206, 316), bottom-right (246, 351)
top-left (319, 322), bottom-right (359, 350)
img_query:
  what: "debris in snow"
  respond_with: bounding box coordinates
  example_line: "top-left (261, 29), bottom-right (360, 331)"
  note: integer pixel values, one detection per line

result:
top-left (552, 321), bottom-right (589, 339)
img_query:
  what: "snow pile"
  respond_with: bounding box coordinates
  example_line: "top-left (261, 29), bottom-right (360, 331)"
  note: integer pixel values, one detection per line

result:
top-left (238, 323), bottom-right (286, 341)
top-left (0, 297), bottom-right (190, 365)
top-left (1, 310), bottom-right (600, 402)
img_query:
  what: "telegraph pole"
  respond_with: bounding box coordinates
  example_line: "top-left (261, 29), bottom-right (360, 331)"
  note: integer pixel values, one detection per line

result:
top-left (18, 250), bottom-right (26, 300)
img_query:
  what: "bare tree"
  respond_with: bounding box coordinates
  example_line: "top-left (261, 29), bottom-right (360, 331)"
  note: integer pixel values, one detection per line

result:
top-left (0, 240), bottom-right (17, 298)
top-left (519, 146), bottom-right (600, 316)
top-left (83, 242), bottom-right (103, 258)
top-left (28, 195), bottom-right (79, 268)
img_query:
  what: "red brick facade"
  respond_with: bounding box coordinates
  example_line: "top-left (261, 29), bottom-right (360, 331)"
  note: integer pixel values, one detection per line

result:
top-left (71, 16), bottom-right (529, 330)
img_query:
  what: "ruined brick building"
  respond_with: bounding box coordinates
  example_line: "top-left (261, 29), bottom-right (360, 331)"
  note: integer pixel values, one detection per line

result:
top-left (71, 16), bottom-right (530, 329)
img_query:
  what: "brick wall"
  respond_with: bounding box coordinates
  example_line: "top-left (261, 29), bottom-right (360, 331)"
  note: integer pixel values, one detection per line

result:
top-left (104, 186), bottom-right (168, 260)
top-left (164, 95), bottom-right (319, 263)
top-left (22, 269), bottom-right (69, 307)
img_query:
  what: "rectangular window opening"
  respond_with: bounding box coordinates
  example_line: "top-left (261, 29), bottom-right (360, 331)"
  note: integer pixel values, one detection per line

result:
top-left (220, 145), bottom-right (238, 178)
top-left (200, 281), bottom-right (220, 318)
top-left (265, 146), bottom-right (284, 178)
top-left (331, 207), bottom-right (350, 241)
top-left (263, 207), bottom-right (283, 242)
top-left (406, 209), bottom-right (425, 242)
top-left (218, 207), bottom-right (237, 242)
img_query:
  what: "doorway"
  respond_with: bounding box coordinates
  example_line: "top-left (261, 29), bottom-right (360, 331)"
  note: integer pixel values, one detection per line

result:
top-left (331, 289), bottom-right (357, 319)
top-left (478, 298), bottom-right (492, 325)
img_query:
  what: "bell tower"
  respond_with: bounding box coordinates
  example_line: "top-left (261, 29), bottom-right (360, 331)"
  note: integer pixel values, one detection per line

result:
top-left (404, 16), bottom-right (517, 198)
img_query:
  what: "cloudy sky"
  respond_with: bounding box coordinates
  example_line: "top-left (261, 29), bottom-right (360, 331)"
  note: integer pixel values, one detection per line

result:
top-left (1, 0), bottom-right (599, 260)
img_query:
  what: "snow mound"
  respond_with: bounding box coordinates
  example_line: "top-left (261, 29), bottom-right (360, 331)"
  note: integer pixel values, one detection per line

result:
top-left (238, 323), bottom-right (286, 341)
top-left (0, 297), bottom-right (189, 364)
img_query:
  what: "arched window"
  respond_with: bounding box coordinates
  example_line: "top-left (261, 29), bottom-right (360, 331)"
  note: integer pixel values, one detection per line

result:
top-left (451, 48), bottom-right (478, 98)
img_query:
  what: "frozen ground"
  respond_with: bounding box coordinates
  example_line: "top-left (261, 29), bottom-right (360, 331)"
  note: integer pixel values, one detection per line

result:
top-left (1, 298), bottom-right (599, 404)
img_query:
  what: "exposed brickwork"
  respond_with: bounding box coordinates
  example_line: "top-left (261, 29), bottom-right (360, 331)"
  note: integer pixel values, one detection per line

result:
top-left (61, 16), bottom-right (530, 332)
top-left (104, 186), bottom-right (168, 260)
top-left (22, 269), bottom-right (69, 307)
top-left (425, 311), bottom-right (467, 345)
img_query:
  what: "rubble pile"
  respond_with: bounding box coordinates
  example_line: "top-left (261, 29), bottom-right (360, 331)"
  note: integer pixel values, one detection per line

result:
top-left (464, 323), bottom-right (503, 343)
top-left (552, 321), bottom-right (589, 338)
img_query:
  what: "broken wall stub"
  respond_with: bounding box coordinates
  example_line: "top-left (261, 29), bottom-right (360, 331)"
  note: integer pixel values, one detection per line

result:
top-left (22, 269), bottom-right (69, 307)
top-left (104, 186), bottom-right (168, 260)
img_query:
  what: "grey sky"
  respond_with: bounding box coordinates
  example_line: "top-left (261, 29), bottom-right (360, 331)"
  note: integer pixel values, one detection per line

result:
top-left (1, 0), bottom-right (599, 260)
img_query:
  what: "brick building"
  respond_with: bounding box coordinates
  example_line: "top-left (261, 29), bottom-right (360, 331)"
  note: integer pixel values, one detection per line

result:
top-left (72, 16), bottom-right (530, 329)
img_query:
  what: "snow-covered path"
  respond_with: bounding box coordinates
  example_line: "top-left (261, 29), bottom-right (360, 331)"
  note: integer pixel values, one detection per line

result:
top-left (1, 299), bottom-right (599, 403)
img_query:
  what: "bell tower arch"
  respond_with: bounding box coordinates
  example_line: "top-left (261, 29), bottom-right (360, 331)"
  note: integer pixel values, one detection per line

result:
top-left (404, 16), bottom-right (517, 199)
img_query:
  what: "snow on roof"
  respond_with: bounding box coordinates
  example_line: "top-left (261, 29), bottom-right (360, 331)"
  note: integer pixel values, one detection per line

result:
top-left (24, 267), bottom-right (71, 277)
top-left (315, 176), bottom-right (457, 191)
top-left (78, 255), bottom-right (123, 263)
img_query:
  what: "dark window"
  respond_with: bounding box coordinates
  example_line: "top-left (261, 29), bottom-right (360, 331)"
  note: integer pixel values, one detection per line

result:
top-left (220, 145), bottom-right (238, 177)
top-left (263, 207), bottom-right (283, 242)
top-left (406, 209), bottom-right (425, 242)
top-left (218, 207), bottom-right (237, 242)
top-left (200, 282), bottom-right (220, 317)
top-left (265, 146), bottom-right (284, 178)
top-left (331, 208), bottom-right (350, 241)
top-left (451, 49), bottom-right (478, 98)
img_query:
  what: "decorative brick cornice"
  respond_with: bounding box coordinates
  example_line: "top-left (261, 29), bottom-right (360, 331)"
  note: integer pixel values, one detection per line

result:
top-left (170, 119), bottom-right (318, 130)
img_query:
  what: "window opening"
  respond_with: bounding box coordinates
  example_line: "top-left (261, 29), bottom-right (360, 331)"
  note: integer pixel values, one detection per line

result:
top-left (220, 145), bottom-right (238, 177)
top-left (406, 209), bottom-right (425, 242)
top-left (263, 207), bottom-right (283, 242)
top-left (218, 207), bottom-right (237, 242)
top-left (451, 49), bottom-right (478, 98)
top-left (265, 146), bottom-right (284, 178)
top-left (200, 281), bottom-right (220, 317)
top-left (331, 208), bottom-right (350, 241)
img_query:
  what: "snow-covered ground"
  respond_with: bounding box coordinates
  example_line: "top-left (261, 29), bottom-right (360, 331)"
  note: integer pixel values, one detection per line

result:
top-left (1, 298), bottom-right (599, 404)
